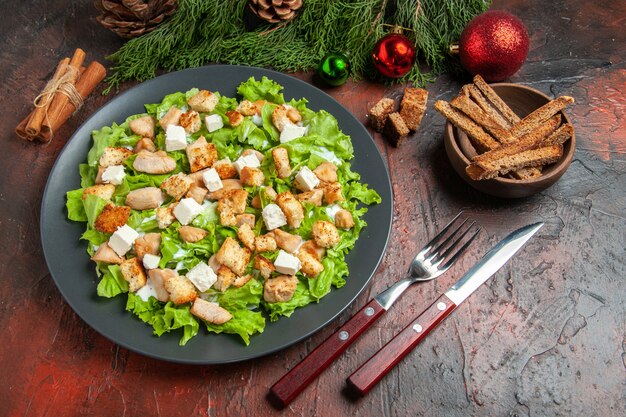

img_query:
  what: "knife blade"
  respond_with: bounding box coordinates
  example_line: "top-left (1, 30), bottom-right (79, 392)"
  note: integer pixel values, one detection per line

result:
top-left (346, 222), bottom-right (543, 396)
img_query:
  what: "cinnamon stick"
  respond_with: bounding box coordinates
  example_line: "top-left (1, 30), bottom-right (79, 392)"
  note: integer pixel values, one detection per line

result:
top-left (37, 61), bottom-right (107, 143)
top-left (41, 48), bottom-right (86, 134)
top-left (24, 57), bottom-right (70, 138)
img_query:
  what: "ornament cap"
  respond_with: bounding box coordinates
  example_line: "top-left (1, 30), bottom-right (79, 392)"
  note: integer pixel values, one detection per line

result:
top-left (449, 42), bottom-right (460, 55)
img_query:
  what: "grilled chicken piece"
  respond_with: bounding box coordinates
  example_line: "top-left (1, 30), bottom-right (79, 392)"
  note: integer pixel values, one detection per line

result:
top-left (208, 179), bottom-right (243, 200)
top-left (147, 268), bottom-right (175, 302)
top-left (90, 242), bottom-right (123, 264)
top-left (133, 150), bottom-right (176, 174)
top-left (178, 226), bottom-right (208, 243)
top-left (190, 298), bottom-right (232, 324)
top-left (134, 233), bottom-right (161, 261)
top-left (299, 240), bottom-right (325, 261)
top-left (133, 138), bottom-right (156, 153)
top-left (129, 115), bottom-right (155, 139)
top-left (272, 229), bottom-right (302, 254)
top-left (186, 183), bottom-right (208, 204)
top-left (313, 162), bottom-right (338, 183)
top-left (296, 189), bottom-right (323, 206)
top-left (334, 209), bottom-right (355, 229)
top-left (208, 254), bottom-right (222, 273)
top-left (159, 107), bottom-right (183, 130)
top-left (312, 220), bottom-right (340, 248)
top-left (125, 187), bottom-right (165, 210)
top-left (264, 275), bottom-right (298, 303)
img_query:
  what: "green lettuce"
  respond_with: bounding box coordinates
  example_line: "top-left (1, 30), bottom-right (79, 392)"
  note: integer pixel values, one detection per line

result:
top-left (237, 76), bottom-right (285, 104)
top-left (97, 265), bottom-right (129, 298)
top-left (263, 281), bottom-right (314, 321)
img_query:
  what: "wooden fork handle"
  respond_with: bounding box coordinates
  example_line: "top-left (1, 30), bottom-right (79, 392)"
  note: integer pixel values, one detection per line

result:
top-left (269, 299), bottom-right (385, 408)
top-left (346, 294), bottom-right (456, 396)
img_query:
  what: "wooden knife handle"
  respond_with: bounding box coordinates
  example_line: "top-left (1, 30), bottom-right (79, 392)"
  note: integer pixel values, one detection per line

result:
top-left (269, 298), bottom-right (385, 408)
top-left (346, 294), bottom-right (456, 396)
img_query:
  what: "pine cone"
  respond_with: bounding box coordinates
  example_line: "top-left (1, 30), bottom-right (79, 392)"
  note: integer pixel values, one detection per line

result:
top-left (95, 0), bottom-right (178, 39)
top-left (248, 0), bottom-right (303, 24)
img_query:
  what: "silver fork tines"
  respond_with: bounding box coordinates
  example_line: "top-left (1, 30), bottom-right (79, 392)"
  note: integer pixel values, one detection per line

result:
top-left (374, 212), bottom-right (481, 310)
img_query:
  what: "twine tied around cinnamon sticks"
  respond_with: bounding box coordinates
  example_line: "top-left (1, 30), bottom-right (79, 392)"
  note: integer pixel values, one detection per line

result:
top-left (16, 48), bottom-right (106, 143)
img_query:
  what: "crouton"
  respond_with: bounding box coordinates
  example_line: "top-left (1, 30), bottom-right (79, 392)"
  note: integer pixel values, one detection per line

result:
top-left (400, 87), bottom-right (428, 132)
top-left (186, 136), bottom-right (218, 173)
top-left (147, 269), bottom-right (175, 302)
top-left (93, 204), bottom-right (130, 234)
top-left (272, 229), bottom-right (302, 254)
top-left (272, 105), bottom-right (293, 132)
top-left (133, 138), bottom-right (156, 153)
top-left (213, 266), bottom-right (235, 292)
top-left (82, 184), bottom-right (116, 201)
top-left (236, 100), bottom-right (257, 116)
top-left (179, 110), bottom-right (201, 134)
top-left (90, 242), bottom-right (123, 264)
top-left (160, 172), bottom-right (193, 200)
top-left (368, 97), bottom-right (395, 132)
top-left (190, 298), bottom-right (232, 324)
top-left (263, 275), bottom-right (298, 303)
top-left (216, 237), bottom-right (251, 276)
top-left (254, 233), bottom-right (277, 253)
top-left (99, 147), bottom-right (133, 168)
top-left (299, 240), bottom-right (325, 261)
top-left (237, 223), bottom-right (256, 251)
top-left (129, 115), bottom-right (155, 139)
top-left (313, 162), bottom-right (338, 183)
top-left (134, 233), bottom-right (161, 261)
top-left (186, 183), bottom-right (208, 204)
top-left (213, 158), bottom-right (237, 179)
top-left (232, 274), bottom-right (252, 288)
top-left (286, 107), bottom-right (302, 124)
top-left (254, 255), bottom-right (275, 279)
top-left (178, 226), bottom-right (208, 243)
top-left (156, 205), bottom-right (176, 229)
top-left (296, 189), bottom-right (323, 206)
top-left (120, 257), bottom-right (147, 292)
top-left (226, 110), bottom-right (244, 127)
top-left (296, 250), bottom-right (324, 277)
top-left (335, 209), bottom-right (355, 229)
top-left (312, 220), bottom-right (340, 248)
top-left (163, 273), bottom-right (198, 305)
top-left (217, 189), bottom-right (248, 214)
top-left (159, 107), bottom-right (183, 130)
top-left (187, 90), bottom-right (218, 113)
top-left (272, 147), bottom-right (291, 179)
top-left (240, 166), bottom-right (265, 187)
top-left (275, 191), bottom-right (304, 228)
top-left (235, 213), bottom-right (256, 228)
top-left (208, 179), bottom-right (243, 200)
top-left (383, 112), bottom-right (410, 147)
top-left (322, 182), bottom-right (344, 204)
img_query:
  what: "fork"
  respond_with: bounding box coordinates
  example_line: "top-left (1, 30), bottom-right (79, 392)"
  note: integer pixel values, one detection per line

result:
top-left (269, 212), bottom-right (480, 408)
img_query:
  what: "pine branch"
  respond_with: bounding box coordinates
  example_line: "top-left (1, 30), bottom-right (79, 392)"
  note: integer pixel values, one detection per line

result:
top-left (103, 0), bottom-right (491, 93)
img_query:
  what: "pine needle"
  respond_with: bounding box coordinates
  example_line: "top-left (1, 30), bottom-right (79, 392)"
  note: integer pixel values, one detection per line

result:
top-left (104, 0), bottom-right (490, 93)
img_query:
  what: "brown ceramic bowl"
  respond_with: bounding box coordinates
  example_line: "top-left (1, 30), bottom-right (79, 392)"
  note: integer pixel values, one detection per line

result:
top-left (444, 83), bottom-right (575, 198)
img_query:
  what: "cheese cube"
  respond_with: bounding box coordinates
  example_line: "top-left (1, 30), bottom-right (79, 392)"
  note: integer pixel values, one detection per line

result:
top-left (101, 165), bottom-right (126, 185)
top-left (294, 166), bottom-right (320, 191)
top-left (202, 168), bottom-right (223, 192)
top-left (185, 261), bottom-right (217, 292)
top-left (173, 197), bottom-right (204, 225)
top-left (274, 250), bottom-right (301, 275)
top-left (165, 125), bottom-right (188, 151)
top-left (142, 253), bottom-right (161, 270)
top-left (205, 114), bottom-right (224, 133)
top-left (262, 203), bottom-right (287, 230)
top-left (136, 278), bottom-right (159, 302)
top-left (279, 124), bottom-right (308, 143)
top-left (108, 224), bottom-right (139, 256)
top-left (233, 154), bottom-right (261, 174)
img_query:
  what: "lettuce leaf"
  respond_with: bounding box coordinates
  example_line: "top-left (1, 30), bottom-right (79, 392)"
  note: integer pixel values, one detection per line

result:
top-left (237, 76), bottom-right (285, 104)
top-left (203, 308), bottom-right (265, 346)
top-left (66, 189), bottom-right (87, 222)
top-left (97, 265), bottom-right (129, 298)
top-left (263, 281), bottom-right (314, 321)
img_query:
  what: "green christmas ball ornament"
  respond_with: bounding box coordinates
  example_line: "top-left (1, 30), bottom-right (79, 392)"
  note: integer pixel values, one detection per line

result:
top-left (318, 52), bottom-right (351, 86)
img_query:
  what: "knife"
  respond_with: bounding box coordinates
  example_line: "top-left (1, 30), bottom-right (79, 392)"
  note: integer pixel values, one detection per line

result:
top-left (346, 222), bottom-right (543, 396)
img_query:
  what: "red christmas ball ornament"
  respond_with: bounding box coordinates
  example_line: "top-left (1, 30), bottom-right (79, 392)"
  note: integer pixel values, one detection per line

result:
top-left (458, 10), bottom-right (529, 82)
top-left (372, 29), bottom-right (416, 78)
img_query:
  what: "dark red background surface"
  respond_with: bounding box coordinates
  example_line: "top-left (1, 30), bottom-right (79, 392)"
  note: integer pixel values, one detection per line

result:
top-left (1, 1), bottom-right (624, 416)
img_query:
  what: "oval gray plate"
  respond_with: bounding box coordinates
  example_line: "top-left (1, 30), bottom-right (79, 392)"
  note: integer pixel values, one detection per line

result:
top-left (41, 65), bottom-right (393, 364)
